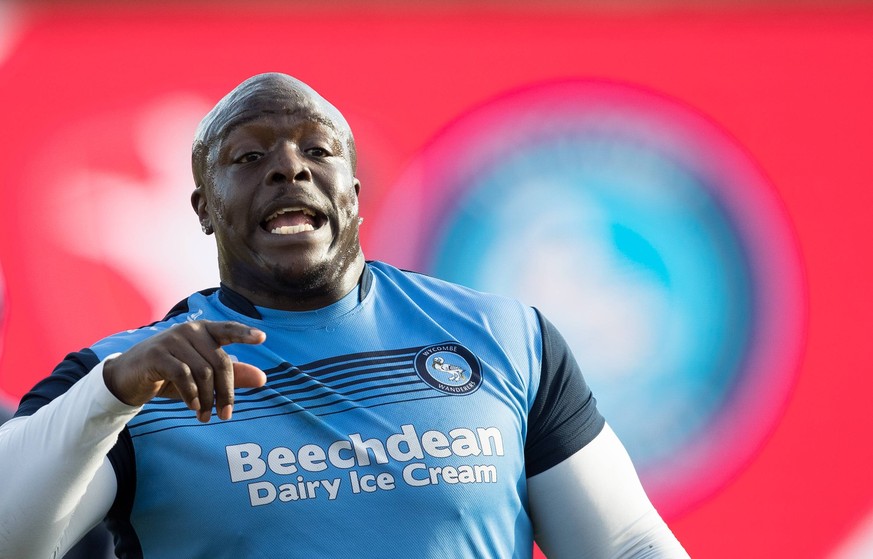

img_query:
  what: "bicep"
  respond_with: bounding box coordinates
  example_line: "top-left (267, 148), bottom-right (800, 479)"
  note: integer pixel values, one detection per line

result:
top-left (528, 423), bottom-right (688, 559)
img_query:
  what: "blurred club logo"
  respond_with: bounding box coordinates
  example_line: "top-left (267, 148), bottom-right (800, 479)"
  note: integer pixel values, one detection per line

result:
top-left (370, 80), bottom-right (806, 516)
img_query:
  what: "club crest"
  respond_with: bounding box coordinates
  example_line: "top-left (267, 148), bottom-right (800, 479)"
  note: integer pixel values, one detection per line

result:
top-left (414, 343), bottom-right (482, 395)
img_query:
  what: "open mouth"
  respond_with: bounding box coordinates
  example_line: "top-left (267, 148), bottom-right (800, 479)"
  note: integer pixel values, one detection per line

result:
top-left (261, 206), bottom-right (326, 235)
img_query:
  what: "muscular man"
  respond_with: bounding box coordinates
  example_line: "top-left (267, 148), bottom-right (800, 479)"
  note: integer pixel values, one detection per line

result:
top-left (0, 73), bottom-right (689, 558)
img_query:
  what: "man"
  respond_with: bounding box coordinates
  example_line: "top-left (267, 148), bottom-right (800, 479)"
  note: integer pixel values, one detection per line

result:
top-left (0, 73), bottom-right (689, 558)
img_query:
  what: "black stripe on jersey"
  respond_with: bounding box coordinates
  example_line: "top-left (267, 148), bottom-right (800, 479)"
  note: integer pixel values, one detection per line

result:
top-left (129, 347), bottom-right (421, 414)
top-left (265, 353), bottom-right (417, 389)
top-left (129, 372), bottom-right (427, 428)
top-left (263, 345), bottom-right (418, 376)
top-left (129, 388), bottom-right (444, 438)
top-left (133, 352), bottom-right (419, 414)
top-left (127, 346), bottom-right (436, 437)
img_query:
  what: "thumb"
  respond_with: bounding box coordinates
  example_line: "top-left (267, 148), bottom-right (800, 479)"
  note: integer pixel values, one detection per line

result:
top-left (232, 361), bottom-right (267, 388)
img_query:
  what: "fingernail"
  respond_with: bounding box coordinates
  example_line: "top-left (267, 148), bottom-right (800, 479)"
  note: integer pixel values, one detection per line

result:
top-left (219, 405), bottom-right (233, 420)
top-left (190, 397), bottom-right (201, 412)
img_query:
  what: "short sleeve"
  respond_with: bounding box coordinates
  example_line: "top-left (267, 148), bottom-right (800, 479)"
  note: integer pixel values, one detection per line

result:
top-left (524, 310), bottom-right (606, 477)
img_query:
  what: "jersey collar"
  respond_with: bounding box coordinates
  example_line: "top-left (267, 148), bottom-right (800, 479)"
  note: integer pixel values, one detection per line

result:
top-left (216, 262), bottom-right (374, 319)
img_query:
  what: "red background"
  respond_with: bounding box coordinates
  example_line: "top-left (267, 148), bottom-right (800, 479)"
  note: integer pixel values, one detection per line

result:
top-left (1, 3), bottom-right (872, 557)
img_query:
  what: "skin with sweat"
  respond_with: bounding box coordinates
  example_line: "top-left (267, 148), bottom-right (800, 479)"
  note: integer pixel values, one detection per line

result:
top-left (103, 74), bottom-right (365, 422)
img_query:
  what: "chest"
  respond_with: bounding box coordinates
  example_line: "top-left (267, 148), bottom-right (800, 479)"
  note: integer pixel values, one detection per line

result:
top-left (126, 334), bottom-right (534, 556)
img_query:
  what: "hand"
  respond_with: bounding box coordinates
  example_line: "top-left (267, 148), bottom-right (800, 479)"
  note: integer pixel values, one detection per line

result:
top-left (102, 320), bottom-right (267, 422)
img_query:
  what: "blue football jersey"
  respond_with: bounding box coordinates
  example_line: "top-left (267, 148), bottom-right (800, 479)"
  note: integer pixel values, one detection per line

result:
top-left (17, 261), bottom-right (604, 558)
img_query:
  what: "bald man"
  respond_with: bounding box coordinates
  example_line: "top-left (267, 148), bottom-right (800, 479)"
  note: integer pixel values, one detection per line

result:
top-left (0, 74), bottom-right (688, 558)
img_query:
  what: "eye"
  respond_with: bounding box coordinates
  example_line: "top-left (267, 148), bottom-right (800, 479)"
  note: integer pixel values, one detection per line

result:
top-left (234, 151), bottom-right (263, 164)
top-left (305, 146), bottom-right (331, 158)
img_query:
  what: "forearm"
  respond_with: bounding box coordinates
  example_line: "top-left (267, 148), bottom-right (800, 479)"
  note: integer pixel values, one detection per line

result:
top-left (528, 424), bottom-right (689, 559)
top-left (0, 359), bottom-right (140, 557)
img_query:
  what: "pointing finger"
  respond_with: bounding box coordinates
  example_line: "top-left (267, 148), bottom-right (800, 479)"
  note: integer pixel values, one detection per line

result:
top-left (203, 321), bottom-right (266, 347)
top-left (184, 322), bottom-right (265, 421)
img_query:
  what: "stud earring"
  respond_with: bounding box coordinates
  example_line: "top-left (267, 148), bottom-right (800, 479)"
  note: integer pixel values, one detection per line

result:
top-left (358, 217), bottom-right (364, 225)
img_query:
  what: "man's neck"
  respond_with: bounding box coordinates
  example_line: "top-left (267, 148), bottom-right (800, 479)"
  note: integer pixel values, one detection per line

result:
top-left (220, 256), bottom-right (367, 312)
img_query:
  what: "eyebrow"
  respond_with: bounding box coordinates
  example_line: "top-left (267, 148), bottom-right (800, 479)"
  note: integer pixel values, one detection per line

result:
top-left (213, 113), bottom-right (348, 163)
top-left (217, 109), bottom-right (342, 145)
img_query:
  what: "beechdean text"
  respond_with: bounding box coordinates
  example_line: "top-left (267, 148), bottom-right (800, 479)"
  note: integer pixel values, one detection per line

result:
top-left (225, 424), bottom-right (505, 506)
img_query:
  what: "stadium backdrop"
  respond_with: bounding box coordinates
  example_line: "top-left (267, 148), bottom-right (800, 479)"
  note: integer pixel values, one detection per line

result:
top-left (0, 3), bottom-right (871, 558)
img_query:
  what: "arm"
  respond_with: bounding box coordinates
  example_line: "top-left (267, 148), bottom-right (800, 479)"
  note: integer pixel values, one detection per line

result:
top-left (528, 423), bottom-right (689, 559)
top-left (0, 320), bottom-right (267, 557)
top-left (0, 361), bottom-right (132, 558)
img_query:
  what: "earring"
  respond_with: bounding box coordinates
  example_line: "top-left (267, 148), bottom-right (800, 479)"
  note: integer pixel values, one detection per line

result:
top-left (358, 217), bottom-right (364, 225)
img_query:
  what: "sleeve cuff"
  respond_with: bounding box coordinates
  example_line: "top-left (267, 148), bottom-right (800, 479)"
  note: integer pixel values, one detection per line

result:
top-left (88, 353), bottom-right (143, 416)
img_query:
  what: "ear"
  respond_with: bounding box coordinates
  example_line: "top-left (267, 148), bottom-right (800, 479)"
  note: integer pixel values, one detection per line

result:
top-left (191, 185), bottom-right (213, 234)
top-left (353, 178), bottom-right (361, 197)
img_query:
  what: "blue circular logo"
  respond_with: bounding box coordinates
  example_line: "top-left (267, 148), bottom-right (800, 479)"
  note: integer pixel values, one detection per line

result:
top-left (414, 343), bottom-right (483, 396)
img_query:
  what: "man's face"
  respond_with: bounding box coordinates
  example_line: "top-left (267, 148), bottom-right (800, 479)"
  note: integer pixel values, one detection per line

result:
top-left (193, 81), bottom-right (363, 307)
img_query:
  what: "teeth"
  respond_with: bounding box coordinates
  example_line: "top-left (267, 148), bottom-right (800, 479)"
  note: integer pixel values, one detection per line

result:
top-left (270, 224), bottom-right (316, 235)
top-left (266, 206), bottom-right (316, 222)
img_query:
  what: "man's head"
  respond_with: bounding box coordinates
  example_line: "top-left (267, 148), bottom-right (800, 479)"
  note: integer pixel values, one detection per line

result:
top-left (192, 73), bottom-right (357, 190)
top-left (190, 73), bottom-right (365, 310)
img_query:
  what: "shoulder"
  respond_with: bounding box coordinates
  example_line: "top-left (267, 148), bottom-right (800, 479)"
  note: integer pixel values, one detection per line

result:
top-left (14, 289), bottom-right (215, 417)
top-left (368, 260), bottom-right (536, 321)
top-left (88, 288), bottom-right (225, 359)
top-left (14, 347), bottom-right (104, 417)
top-left (525, 312), bottom-right (606, 476)
top-left (367, 261), bottom-right (544, 391)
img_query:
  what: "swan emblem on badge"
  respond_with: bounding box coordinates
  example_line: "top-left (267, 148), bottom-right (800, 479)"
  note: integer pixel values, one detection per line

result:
top-left (431, 357), bottom-right (467, 382)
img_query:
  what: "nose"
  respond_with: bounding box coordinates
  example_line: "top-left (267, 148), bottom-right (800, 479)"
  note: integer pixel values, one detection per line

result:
top-left (267, 141), bottom-right (312, 185)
